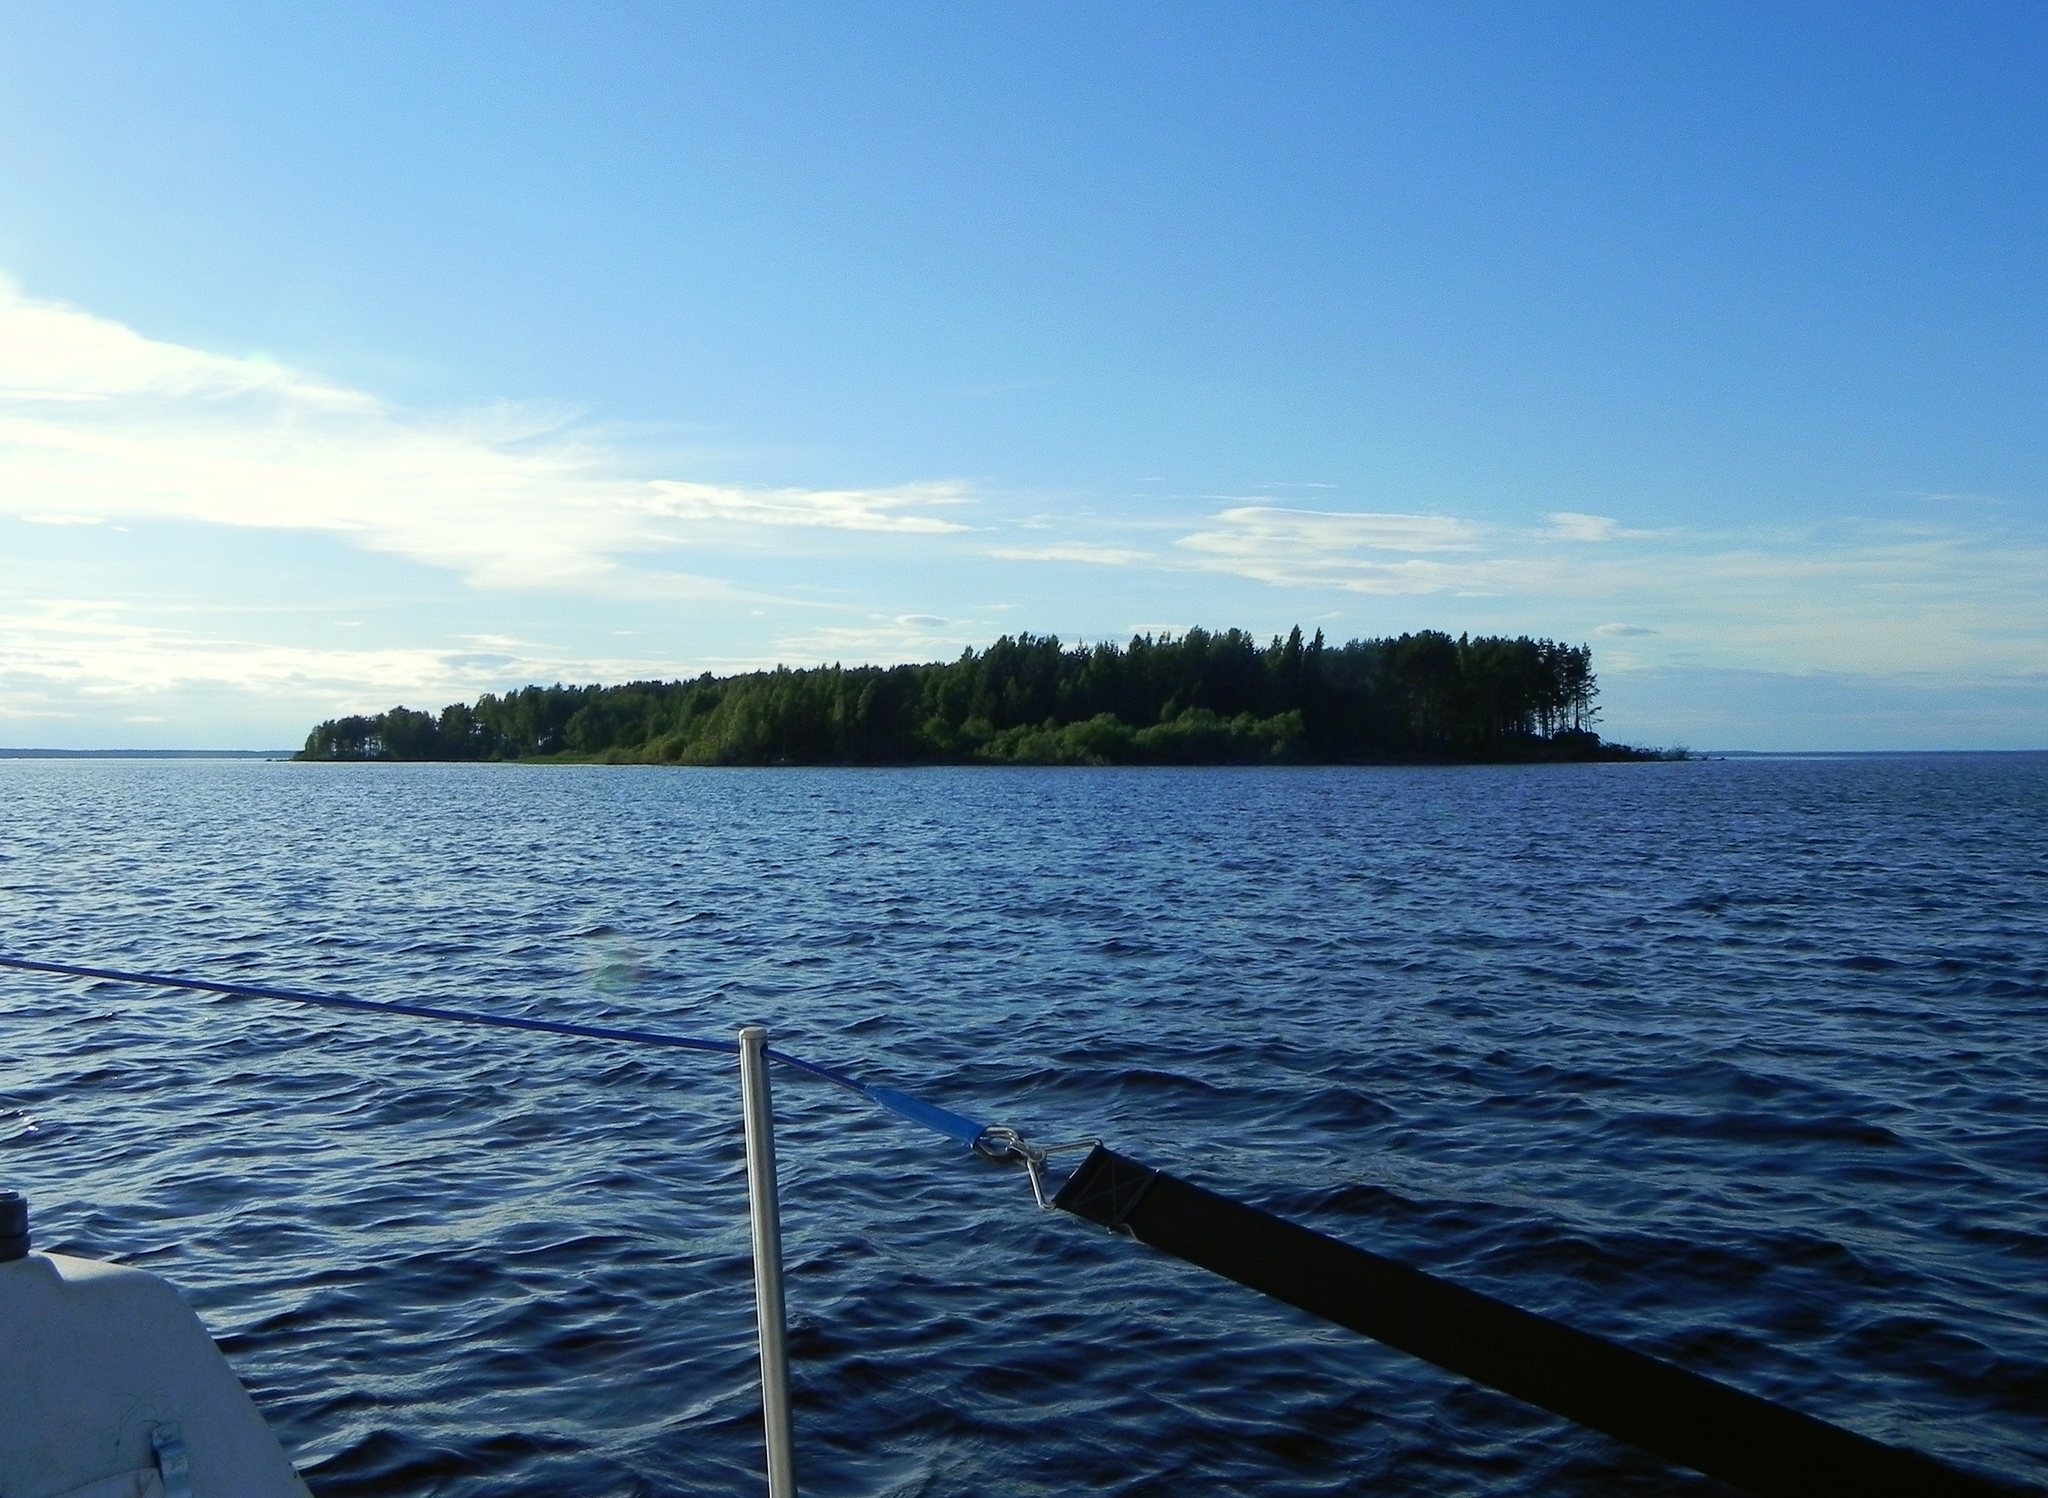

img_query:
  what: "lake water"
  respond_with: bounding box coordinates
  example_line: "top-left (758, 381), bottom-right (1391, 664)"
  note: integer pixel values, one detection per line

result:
top-left (2, 755), bottom-right (2044, 1496)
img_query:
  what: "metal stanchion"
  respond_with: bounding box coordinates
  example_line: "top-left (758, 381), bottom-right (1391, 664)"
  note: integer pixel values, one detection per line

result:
top-left (738, 1026), bottom-right (798, 1498)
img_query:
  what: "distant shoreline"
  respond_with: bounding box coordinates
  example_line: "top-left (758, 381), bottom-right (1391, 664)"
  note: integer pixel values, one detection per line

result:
top-left (0, 748), bottom-right (296, 759)
top-left (5, 747), bottom-right (2038, 763)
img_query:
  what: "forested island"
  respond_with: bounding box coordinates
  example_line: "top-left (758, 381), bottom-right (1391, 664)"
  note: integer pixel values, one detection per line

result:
top-left (300, 627), bottom-right (1670, 766)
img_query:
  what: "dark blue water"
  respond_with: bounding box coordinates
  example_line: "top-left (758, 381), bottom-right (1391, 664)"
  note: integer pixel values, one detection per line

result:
top-left (3, 756), bottom-right (2044, 1496)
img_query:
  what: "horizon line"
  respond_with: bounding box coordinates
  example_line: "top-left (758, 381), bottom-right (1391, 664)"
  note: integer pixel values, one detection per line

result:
top-left (4, 746), bottom-right (2043, 761)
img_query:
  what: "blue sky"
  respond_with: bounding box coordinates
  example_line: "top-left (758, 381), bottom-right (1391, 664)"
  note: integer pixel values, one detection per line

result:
top-left (1, 1), bottom-right (2043, 749)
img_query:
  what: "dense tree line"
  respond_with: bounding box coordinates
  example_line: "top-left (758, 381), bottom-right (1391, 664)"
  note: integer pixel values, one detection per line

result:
top-left (299, 627), bottom-right (1645, 765)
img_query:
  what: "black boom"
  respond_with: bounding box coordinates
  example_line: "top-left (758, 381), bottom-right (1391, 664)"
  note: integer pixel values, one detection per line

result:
top-left (1053, 1146), bottom-right (2023, 1498)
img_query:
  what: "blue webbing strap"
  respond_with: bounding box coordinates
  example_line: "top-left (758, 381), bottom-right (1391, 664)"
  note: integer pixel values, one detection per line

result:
top-left (863, 1086), bottom-right (988, 1148)
top-left (750, 1046), bottom-right (987, 1151)
top-left (0, 954), bottom-right (988, 1148)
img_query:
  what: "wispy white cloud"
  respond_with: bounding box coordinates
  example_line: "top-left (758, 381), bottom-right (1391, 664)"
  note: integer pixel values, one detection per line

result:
top-left (768, 615), bottom-right (980, 664)
top-left (0, 278), bottom-right (970, 588)
top-left (963, 491), bottom-right (2048, 675)
top-left (1169, 506), bottom-right (1521, 595)
top-left (0, 287), bottom-right (370, 407)
top-left (645, 480), bottom-right (969, 534)
top-left (986, 543), bottom-right (1156, 566)
top-left (1184, 506), bottom-right (1483, 555)
top-left (983, 498), bottom-right (2048, 677)
top-left (0, 596), bottom-right (694, 723)
top-left (1544, 511), bottom-right (1623, 541)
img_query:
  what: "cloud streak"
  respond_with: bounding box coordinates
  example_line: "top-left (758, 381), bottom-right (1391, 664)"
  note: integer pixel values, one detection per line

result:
top-left (1544, 511), bottom-right (1623, 541)
top-left (0, 596), bottom-right (697, 723)
top-left (0, 279), bottom-right (971, 587)
top-left (1183, 505), bottom-right (1483, 555)
top-left (982, 501), bottom-right (2048, 677)
top-left (1172, 506), bottom-right (1525, 595)
top-left (986, 542), bottom-right (1156, 566)
top-left (646, 480), bottom-right (968, 534)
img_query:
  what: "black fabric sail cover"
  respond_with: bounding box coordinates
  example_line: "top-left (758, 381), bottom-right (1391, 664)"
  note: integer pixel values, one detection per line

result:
top-left (1052, 1146), bottom-right (2022, 1498)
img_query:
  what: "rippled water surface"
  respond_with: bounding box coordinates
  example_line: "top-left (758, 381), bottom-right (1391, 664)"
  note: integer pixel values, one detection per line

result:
top-left (3, 756), bottom-right (2045, 1496)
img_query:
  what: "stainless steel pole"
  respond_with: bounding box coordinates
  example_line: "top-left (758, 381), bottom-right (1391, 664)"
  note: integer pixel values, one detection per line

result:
top-left (738, 1026), bottom-right (798, 1498)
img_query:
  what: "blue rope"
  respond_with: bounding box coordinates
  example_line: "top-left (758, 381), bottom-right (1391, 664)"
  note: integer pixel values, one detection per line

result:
top-left (0, 954), bottom-right (989, 1149)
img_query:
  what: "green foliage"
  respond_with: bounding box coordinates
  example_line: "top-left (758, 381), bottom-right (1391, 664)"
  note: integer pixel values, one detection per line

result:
top-left (297, 626), bottom-right (1629, 765)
